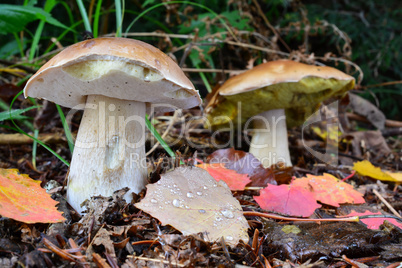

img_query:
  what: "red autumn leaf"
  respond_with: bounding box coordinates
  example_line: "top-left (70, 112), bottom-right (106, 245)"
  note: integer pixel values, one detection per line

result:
top-left (197, 163), bottom-right (251, 191)
top-left (207, 148), bottom-right (279, 187)
top-left (254, 184), bottom-right (321, 217)
top-left (0, 169), bottom-right (65, 223)
top-left (346, 210), bottom-right (402, 230)
top-left (291, 173), bottom-right (365, 207)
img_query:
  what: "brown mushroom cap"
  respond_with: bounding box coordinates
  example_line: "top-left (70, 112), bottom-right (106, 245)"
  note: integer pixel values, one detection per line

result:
top-left (24, 37), bottom-right (201, 111)
top-left (205, 60), bottom-right (355, 128)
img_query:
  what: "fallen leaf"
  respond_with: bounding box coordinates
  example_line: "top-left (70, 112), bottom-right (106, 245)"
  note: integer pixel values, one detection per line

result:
top-left (346, 210), bottom-right (402, 230)
top-left (197, 163), bottom-right (251, 191)
top-left (254, 184), bottom-right (321, 217)
top-left (0, 169), bottom-right (65, 223)
top-left (348, 93), bottom-right (386, 130)
top-left (384, 171), bottom-right (402, 182)
top-left (344, 131), bottom-right (391, 158)
top-left (291, 173), bottom-right (365, 207)
top-left (311, 124), bottom-right (341, 143)
top-left (207, 148), bottom-right (278, 187)
top-left (353, 160), bottom-right (402, 183)
top-left (135, 166), bottom-right (249, 246)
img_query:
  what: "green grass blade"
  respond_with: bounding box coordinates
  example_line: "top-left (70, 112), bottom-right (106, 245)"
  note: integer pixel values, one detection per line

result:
top-left (29, 0), bottom-right (58, 60)
top-left (145, 115), bottom-right (179, 161)
top-left (8, 90), bottom-right (70, 166)
top-left (93, 0), bottom-right (103, 38)
top-left (115, 0), bottom-right (122, 37)
top-left (32, 128), bottom-right (39, 169)
top-left (0, 106), bottom-right (39, 122)
top-left (76, 0), bottom-right (92, 32)
top-left (56, 104), bottom-right (74, 154)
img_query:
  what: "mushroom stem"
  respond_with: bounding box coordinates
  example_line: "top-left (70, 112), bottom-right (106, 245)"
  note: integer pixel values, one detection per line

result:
top-left (66, 95), bottom-right (147, 213)
top-left (249, 109), bottom-right (292, 167)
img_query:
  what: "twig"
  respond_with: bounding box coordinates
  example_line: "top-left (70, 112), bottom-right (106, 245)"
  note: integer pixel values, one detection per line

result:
top-left (243, 211), bottom-right (359, 222)
top-left (251, 0), bottom-right (291, 52)
top-left (372, 189), bottom-right (402, 218)
top-left (106, 32), bottom-right (194, 39)
top-left (42, 238), bottom-right (84, 263)
top-left (262, 255), bottom-right (272, 268)
top-left (68, 238), bottom-right (90, 268)
top-left (0, 59), bottom-right (36, 74)
top-left (361, 80), bottom-right (402, 89)
top-left (224, 40), bottom-right (289, 57)
top-left (105, 252), bottom-right (119, 268)
top-left (342, 255), bottom-right (369, 268)
top-left (92, 253), bottom-right (112, 268)
top-left (110, 32), bottom-right (360, 81)
top-left (341, 171), bottom-right (356, 182)
top-left (24, 48), bottom-right (64, 64)
top-left (313, 55), bottom-right (363, 85)
top-left (181, 67), bottom-right (243, 74)
top-left (146, 110), bottom-right (180, 156)
top-left (132, 240), bottom-right (161, 247)
top-left (347, 112), bottom-right (402, 128)
top-left (128, 256), bottom-right (185, 267)
top-left (386, 262), bottom-right (402, 268)
top-left (0, 133), bottom-right (67, 145)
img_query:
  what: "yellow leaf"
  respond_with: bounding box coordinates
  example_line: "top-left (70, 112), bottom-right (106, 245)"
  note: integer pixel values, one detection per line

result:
top-left (384, 171), bottom-right (402, 183)
top-left (311, 125), bottom-right (341, 143)
top-left (353, 160), bottom-right (402, 183)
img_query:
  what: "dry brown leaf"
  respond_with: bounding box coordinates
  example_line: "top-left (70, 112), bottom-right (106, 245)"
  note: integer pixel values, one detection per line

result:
top-left (348, 93), bottom-right (386, 130)
top-left (344, 131), bottom-right (391, 158)
top-left (135, 166), bottom-right (249, 246)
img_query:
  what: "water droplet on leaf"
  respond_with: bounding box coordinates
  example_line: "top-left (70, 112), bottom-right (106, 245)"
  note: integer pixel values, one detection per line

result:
top-left (221, 209), bottom-right (234, 219)
top-left (172, 199), bottom-right (180, 207)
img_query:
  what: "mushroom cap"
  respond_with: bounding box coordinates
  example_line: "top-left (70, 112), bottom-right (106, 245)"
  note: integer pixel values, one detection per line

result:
top-left (205, 60), bottom-right (355, 128)
top-left (24, 37), bottom-right (201, 112)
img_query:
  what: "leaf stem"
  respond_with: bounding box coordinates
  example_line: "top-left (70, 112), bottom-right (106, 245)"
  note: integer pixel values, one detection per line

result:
top-left (243, 211), bottom-right (360, 223)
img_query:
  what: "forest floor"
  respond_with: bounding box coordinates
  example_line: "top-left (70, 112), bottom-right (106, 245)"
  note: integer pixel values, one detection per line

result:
top-left (0, 92), bottom-right (401, 267)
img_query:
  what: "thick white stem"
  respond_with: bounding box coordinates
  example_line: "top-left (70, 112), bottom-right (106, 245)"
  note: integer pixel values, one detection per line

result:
top-left (66, 95), bottom-right (147, 213)
top-left (249, 109), bottom-right (292, 168)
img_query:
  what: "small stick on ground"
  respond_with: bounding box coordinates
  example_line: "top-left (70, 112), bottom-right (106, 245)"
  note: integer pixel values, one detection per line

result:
top-left (92, 253), bottom-right (112, 268)
top-left (372, 189), bottom-right (402, 218)
top-left (128, 256), bottom-right (186, 267)
top-left (68, 238), bottom-right (90, 268)
top-left (243, 211), bottom-right (360, 223)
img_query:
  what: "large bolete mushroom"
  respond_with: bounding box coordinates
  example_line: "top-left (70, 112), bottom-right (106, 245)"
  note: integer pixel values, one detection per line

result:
top-left (24, 37), bottom-right (201, 213)
top-left (205, 60), bottom-right (355, 167)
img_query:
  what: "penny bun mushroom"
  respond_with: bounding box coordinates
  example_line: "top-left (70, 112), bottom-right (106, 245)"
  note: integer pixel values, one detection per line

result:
top-left (24, 37), bottom-right (201, 213)
top-left (205, 60), bottom-right (355, 167)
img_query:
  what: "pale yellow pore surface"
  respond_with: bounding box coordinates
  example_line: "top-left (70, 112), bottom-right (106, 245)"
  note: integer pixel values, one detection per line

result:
top-left (63, 60), bottom-right (163, 82)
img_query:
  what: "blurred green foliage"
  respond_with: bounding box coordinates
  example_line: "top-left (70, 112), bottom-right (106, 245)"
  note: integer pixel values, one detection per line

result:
top-left (0, 0), bottom-right (400, 119)
top-left (303, 0), bottom-right (402, 120)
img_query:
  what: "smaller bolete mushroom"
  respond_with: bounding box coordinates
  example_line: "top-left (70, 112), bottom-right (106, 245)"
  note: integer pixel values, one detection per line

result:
top-left (205, 60), bottom-right (355, 167)
top-left (24, 37), bottom-right (201, 213)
